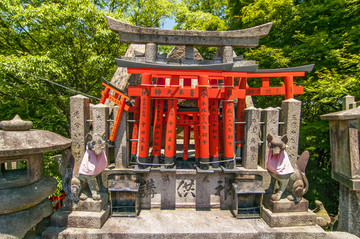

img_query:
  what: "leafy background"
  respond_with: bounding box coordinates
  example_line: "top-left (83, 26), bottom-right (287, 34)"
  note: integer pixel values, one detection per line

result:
top-left (2, 0), bottom-right (360, 215)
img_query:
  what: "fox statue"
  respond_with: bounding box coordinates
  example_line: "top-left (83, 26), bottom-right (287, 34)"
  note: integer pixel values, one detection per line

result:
top-left (266, 134), bottom-right (309, 203)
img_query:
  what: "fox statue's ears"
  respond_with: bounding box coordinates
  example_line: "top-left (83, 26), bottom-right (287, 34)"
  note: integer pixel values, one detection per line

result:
top-left (267, 134), bottom-right (288, 145)
top-left (281, 135), bottom-right (288, 144)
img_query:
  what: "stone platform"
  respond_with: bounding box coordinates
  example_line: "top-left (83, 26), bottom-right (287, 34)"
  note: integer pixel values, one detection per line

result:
top-left (42, 208), bottom-right (359, 239)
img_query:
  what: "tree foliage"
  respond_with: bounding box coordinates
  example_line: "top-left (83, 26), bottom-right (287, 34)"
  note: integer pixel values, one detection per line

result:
top-left (0, 0), bottom-right (173, 136)
top-left (227, 0), bottom-right (360, 214)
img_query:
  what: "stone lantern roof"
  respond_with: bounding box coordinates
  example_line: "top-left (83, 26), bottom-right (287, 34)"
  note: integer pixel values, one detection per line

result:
top-left (0, 115), bottom-right (71, 157)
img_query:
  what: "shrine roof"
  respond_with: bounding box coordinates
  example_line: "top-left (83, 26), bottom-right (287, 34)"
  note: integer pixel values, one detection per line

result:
top-left (115, 59), bottom-right (314, 77)
top-left (321, 108), bottom-right (360, 121)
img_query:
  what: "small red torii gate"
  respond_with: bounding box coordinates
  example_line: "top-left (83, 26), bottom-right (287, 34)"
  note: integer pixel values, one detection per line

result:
top-left (115, 65), bottom-right (309, 170)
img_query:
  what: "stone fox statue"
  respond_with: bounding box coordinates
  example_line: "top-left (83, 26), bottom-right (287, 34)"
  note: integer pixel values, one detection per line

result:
top-left (72, 133), bottom-right (107, 201)
top-left (266, 134), bottom-right (309, 203)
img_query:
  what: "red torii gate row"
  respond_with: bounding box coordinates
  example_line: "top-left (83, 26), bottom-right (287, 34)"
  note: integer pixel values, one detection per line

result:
top-left (99, 63), bottom-right (313, 169)
top-left (117, 65), bottom-right (311, 170)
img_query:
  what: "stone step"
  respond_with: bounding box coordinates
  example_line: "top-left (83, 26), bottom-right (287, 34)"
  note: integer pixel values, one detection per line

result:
top-left (50, 204), bottom-right (110, 229)
top-left (260, 206), bottom-right (317, 227)
top-left (41, 226), bottom-right (67, 239)
top-left (42, 209), bottom-right (356, 239)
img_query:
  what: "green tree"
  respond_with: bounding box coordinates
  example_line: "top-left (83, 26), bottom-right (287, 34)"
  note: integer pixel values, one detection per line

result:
top-left (0, 0), bottom-right (174, 136)
top-left (227, 0), bottom-right (360, 214)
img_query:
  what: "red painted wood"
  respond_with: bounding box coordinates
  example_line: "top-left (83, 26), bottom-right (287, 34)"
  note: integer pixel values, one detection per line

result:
top-left (152, 99), bottom-right (164, 159)
top-left (224, 76), bottom-right (235, 168)
top-left (183, 115), bottom-right (190, 160)
top-left (193, 114), bottom-right (200, 162)
top-left (138, 73), bottom-right (152, 162)
top-left (199, 75), bottom-right (210, 168)
top-left (164, 98), bottom-right (177, 164)
top-left (210, 99), bottom-right (219, 163)
top-left (285, 75), bottom-right (294, 99)
top-left (109, 97), bottom-right (126, 142)
top-left (131, 97), bottom-right (140, 158)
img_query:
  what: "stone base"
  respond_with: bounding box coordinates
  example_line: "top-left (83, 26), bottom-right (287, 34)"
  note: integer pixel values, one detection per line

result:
top-left (0, 176), bottom-right (57, 214)
top-left (261, 206), bottom-right (316, 227)
top-left (42, 208), bottom-right (356, 239)
top-left (50, 204), bottom-right (110, 229)
top-left (263, 194), bottom-right (309, 213)
top-left (62, 192), bottom-right (108, 212)
top-left (0, 199), bottom-right (53, 238)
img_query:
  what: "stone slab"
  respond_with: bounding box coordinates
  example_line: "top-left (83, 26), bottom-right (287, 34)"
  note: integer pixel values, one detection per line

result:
top-left (263, 196), bottom-right (309, 213)
top-left (50, 205), bottom-right (110, 229)
top-left (0, 199), bottom-right (53, 238)
top-left (261, 206), bottom-right (316, 227)
top-left (62, 193), bottom-right (109, 212)
top-left (42, 208), bottom-right (356, 239)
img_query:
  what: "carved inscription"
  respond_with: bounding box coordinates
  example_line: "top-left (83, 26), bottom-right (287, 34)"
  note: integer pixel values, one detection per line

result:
top-left (177, 179), bottom-right (195, 197)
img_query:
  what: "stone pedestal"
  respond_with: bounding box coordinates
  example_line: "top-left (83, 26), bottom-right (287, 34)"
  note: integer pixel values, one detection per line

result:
top-left (50, 193), bottom-right (110, 229)
top-left (261, 195), bottom-right (316, 227)
top-left (261, 206), bottom-right (316, 227)
top-left (263, 196), bottom-right (310, 213)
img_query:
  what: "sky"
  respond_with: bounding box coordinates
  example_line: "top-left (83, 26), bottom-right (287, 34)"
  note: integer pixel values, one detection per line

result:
top-left (162, 17), bottom-right (176, 29)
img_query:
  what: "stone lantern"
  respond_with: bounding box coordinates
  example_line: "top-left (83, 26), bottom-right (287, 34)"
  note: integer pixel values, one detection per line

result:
top-left (0, 115), bottom-right (72, 238)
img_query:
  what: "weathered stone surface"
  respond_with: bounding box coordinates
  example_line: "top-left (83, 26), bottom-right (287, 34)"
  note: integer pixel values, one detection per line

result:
top-left (0, 114), bottom-right (33, 131)
top-left (167, 45), bottom-right (203, 61)
top-left (263, 196), bottom-right (309, 213)
top-left (261, 206), bottom-right (316, 227)
top-left (109, 44), bottom-right (144, 91)
top-left (62, 193), bottom-right (108, 212)
top-left (42, 208), bottom-right (355, 239)
top-left (0, 176), bottom-right (56, 214)
top-left (50, 205), bottom-right (110, 229)
top-left (107, 16), bottom-right (273, 47)
top-left (243, 107), bottom-right (261, 169)
top-left (114, 109), bottom-right (129, 169)
top-left (339, 185), bottom-right (360, 237)
top-left (136, 171), bottom-right (232, 210)
top-left (343, 95), bottom-right (356, 110)
top-left (91, 103), bottom-right (109, 158)
top-left (280, 99), bottom-right (301, 165)
top-left (0, 129), bottom-right (71, 157)
top-left (0, 154), bottom-right (43, 190)
top-left (145, 43), bottom-right (157, 62)
top-left (222, 46), bottom-right (234, 63)
top-left (321, 107), bottom-right (360, 121)
top-left (70, 95), bottom-right (90, 175)
top-left (260, 107), bottom-right (279, 169)
top-left (0, 199), bottom-right (53, 238)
